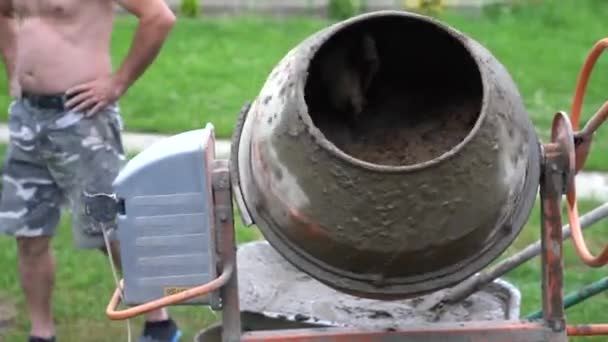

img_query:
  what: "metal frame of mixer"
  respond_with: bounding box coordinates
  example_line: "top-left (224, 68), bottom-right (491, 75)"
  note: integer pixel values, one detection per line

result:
top-left (199, 112), bottom-right (600, 342)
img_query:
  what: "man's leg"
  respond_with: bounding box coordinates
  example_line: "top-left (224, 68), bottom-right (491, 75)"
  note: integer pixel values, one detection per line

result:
top-left (17, 237), bottom-right (56, 339)
top-left (0, 99), bottom-right (64, 341)
top-left (0, 168), bottom-right (62, 341)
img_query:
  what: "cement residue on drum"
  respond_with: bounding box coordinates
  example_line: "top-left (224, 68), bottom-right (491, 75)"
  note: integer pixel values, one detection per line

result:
top-left (307, 82), bottom-right (481, 167)
top-left (237, 241), bottom-right (512, 331)
top-left (328, 94), bottom-right (480, 166)
top-left (304, 22), bottom-right (483, 167)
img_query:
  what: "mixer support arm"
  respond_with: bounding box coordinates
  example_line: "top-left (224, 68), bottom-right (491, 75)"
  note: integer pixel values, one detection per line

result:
top-left (430, 202), bottom-right (608, 310)
top-left (537, 113), bottom-right (572, 336)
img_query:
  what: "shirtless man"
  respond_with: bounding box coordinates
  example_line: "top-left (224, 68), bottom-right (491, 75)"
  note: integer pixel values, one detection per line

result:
top-left (0, 0), bottom-right (178, 341)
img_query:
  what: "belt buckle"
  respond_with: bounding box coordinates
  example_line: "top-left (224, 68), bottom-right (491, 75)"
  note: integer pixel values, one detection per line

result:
top-left (41, 94), bottom-right (65, 110)
top-left (58, 94), bottom-right (68, 110)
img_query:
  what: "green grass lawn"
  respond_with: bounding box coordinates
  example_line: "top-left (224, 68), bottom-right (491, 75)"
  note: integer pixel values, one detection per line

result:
top-left (3, 1), bottom-right (608, 340)
top-left (0, 1), bottom-right (608, 168)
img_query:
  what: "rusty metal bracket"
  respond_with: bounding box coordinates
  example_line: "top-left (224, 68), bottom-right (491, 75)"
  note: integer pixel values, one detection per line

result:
top-left (534, 112), bottom-right (572, 339)
top-left (213, 160), bottom-right (242, 342)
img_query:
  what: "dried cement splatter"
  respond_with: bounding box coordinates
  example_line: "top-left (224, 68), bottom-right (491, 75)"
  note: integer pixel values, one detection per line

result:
top-left (237, 241), bottom-right (514, 331)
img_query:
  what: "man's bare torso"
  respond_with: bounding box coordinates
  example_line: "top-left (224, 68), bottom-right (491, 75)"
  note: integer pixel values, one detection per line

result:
top-left (13, 0), bottom-right (114, 94)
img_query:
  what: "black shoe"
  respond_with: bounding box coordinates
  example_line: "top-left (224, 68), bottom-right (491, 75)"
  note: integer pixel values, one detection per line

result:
top-left (28, 336), bottom-right (55, 342)
top-left (138, 318), bottom-right (182, 342)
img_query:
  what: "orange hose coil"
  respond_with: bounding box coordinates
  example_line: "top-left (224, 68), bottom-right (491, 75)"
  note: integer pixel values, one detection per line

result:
top-left (567, 38), bottom-right (608, 267)
top-left (106, 263), bottom-right (234, 320)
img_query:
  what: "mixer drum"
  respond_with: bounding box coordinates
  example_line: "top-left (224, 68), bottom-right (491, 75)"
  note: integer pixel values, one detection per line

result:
top-left (232, 10), bottom-right (541, 300)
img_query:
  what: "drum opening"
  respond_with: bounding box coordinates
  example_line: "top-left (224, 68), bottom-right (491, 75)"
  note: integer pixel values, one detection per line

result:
top-left (304, 15), bottom-right (483, 167)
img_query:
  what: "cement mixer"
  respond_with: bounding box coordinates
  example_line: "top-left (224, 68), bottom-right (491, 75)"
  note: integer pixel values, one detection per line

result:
top-left (90, 9), bottom-right (608, 342)
top-left (232, 10), bottom-right (540, 300)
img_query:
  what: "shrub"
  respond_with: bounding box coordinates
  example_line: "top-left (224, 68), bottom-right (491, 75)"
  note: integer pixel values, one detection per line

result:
top-left (328, 0), bottom-right (357, 20)
top-left (180, 0), bottom-right (200, 18)
top-left (402, 0), bottom-right (444, 16)
top-left (419, 0), bottom-right (444, 15)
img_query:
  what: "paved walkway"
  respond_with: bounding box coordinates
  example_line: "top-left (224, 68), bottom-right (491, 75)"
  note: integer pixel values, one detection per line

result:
top-left (155, 0), bottom-right (502, 14)
top-left (0, 123), bottom-right (606, 200)
top-left (0, 123), bottom-right (232, 159)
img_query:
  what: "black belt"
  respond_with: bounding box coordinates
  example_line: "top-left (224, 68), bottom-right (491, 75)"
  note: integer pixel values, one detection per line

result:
top-left (21, 92), bottom-right (69, 111)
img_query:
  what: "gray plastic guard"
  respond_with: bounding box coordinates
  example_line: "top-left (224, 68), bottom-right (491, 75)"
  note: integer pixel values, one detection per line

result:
top-left (113, 124), bottom-right (219, 308)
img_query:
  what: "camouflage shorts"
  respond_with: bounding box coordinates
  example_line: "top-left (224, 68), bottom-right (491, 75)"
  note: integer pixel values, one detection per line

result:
top-left (0, 97), bottom-right (126, 249)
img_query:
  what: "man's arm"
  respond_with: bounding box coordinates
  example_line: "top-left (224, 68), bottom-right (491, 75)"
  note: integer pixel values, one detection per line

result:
top-left (0, 0), bottom-right (18, 97)
top-left (66, 0), bottom-right (176, 115)
top-left (111, 0), bottom-right (176, 94)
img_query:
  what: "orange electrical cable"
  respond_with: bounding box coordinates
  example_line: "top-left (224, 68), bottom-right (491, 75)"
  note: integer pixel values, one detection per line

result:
top-left (568, 324), bottom-right (608, 336)
top-left (106, 263), bottom-right (234, 320)
top-left (566, 38), bottom-right (608, 267)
